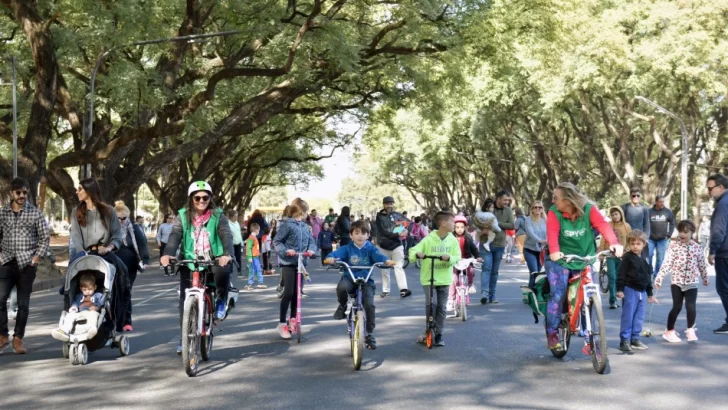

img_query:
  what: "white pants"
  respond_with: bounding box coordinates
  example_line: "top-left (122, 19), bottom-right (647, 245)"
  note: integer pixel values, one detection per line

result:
top-left (61, 310), bottom-right (100, 334)
top-left (378, 246), bottom-right (408, 293)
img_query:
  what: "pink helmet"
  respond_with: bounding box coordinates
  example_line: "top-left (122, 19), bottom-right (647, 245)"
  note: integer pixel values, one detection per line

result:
top-left (454, 215), bottom-right (468, 225)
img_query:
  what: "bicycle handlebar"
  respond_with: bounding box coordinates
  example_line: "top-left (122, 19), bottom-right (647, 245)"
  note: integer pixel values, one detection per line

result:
top-left (454, 258), bottom-right (481, 271)
top-left (328, 260), bottom-right (387, 283)
top-left (561, 250), bottom-right (614, 263)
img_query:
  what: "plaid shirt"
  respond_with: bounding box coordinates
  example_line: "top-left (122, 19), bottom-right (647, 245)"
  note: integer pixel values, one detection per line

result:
top-left (0, 202), bottom-right (51, 269)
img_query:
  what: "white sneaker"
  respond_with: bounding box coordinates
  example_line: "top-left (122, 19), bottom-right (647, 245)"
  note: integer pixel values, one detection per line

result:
top-left (662, 329), bottom-right (682, 343)
top-left (468, 286), bottom-right (476, 294)
top-left (277, 323), bottom-right (292, 339)
top-left (685, 327), bottom-right (698, 342)
top-left (446, 300), bottom-right (454, 311)
top-left (51, 328), bottom-right (70, 342)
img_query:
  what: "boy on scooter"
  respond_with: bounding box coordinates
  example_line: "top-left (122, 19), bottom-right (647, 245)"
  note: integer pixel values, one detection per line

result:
top-left (325, 220), bottom-right (395, 349)
top-left (409, 211), bottom-right (461, 347)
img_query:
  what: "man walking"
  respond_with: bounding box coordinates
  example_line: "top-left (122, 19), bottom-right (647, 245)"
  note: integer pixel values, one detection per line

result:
top-left (324, 208), bottom-right (337, 226)
top-left (481, 190), bottom-right (514, 304)
top-left (0, 178), bottom-right (51, 354)
top-left (376, 196), bottom-right (411, 298)
top-left (648, 195), bottom-right (675, 277)
top-left (707, 174), bottom-right (728, 334)
top-left (622, 187), bottom-right (650, 258)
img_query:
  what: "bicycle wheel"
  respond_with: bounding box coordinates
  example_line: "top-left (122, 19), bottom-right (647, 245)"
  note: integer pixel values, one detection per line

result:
top-left (460, 289), bottom-right (467, 322)
top-left (599, 263), bottom-right (609, 294)
top-left (352, 310), bottom-right (365, 370)
top-left (200, 295), bottom-right (214, 361)
top-left (550, 321), bottom-right (571, 358)
top-left (182, 297), bottom-right (200, 377)
top-left (589, 295), bottom-right (609, 374)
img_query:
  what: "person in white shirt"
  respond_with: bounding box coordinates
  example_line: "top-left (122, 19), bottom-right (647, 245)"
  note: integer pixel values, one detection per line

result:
top-left (156, 214), bottom-right (175, 275)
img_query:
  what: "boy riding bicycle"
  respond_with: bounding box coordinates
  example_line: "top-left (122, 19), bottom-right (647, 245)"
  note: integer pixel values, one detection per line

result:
top-left (326, 220), bottom-right (394, 349)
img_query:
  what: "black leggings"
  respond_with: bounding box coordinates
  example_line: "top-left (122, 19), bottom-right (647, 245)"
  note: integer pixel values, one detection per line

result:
top-left (667, 285), bottom-right (698, 330)
top-left (279, 266), bottom-right (301, 323)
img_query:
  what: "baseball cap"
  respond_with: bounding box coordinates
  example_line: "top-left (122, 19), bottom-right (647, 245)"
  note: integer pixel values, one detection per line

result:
top-left (383, 196), bottom-right (395, 204)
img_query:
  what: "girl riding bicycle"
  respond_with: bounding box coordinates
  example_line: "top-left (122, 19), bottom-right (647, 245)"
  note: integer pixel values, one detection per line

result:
top-left (447, 215), bottom-right (481, 312)
top-left (545, 182), bottom-right (623, 350)
top-left (273, 198), bottom-right (317, 339)
top-left (161, 181), bottom-right (234, 354)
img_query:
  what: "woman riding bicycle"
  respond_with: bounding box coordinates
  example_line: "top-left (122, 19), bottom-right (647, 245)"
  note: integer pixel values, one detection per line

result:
top-left (160, 181), bottom-right (233, 353)
top-left (545, 182), bottom-right (623, 349)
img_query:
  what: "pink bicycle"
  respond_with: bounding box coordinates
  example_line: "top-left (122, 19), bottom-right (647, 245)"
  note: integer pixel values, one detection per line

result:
top-left (451, 258), bottom-right (481, 321)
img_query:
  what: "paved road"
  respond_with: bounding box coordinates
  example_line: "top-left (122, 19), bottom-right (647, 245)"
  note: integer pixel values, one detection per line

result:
top-left (1, 259), bottom-right (727, 409)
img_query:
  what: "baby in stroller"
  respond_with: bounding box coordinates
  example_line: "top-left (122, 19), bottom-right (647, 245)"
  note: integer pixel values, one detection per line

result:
top-left (52, 272), bottom-right (103, 341)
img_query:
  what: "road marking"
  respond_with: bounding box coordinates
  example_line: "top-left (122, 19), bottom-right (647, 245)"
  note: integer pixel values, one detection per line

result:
top-left (136, 286), bottom-right (178, 307)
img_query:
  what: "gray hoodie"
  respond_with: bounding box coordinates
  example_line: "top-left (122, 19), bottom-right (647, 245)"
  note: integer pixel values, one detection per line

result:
top-left (273, 217), bottom-right (317, 266)
top-left (69, 206), bottom-right (122, 256)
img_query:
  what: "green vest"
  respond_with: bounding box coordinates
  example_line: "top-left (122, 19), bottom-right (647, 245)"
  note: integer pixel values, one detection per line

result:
top-left (179, 208), bottom-right (224, 266)
top-left (551, 203), bottom-right (595, 270)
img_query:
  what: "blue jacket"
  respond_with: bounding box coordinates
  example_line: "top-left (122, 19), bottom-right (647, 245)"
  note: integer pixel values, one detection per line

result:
top-left (273, 217), bottom-right (317, 266)
top-left (318, 230), bottom-right (334, 250)
top-left (72, 292), bottom-right (104, 311)
top-left (710, 191), bottom-right (728, 258)
top-left (328, 241), bottom-right (388, 284)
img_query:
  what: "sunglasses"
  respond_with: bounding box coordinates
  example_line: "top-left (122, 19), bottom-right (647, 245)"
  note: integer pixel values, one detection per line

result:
top-left (14, 190), bottom-right (28, 197)
top-left (193, 195), bottom-right (210, 203)
top-left (532, 206), bottom-right (543, 209)
top-left (631, 194), bottom-right (641, 198)
top-left (707, 185), bottom-right (718, 193)
top-left (119, 217), bottom-right (127, 221)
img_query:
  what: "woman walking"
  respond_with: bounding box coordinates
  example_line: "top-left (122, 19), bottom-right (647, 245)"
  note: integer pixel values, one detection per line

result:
top-left (114, 201), bottom-right (150, 332)
top-left (524, 201), bottom-right (547, 286)
top-left (335, 206), bottom-right (352, 246)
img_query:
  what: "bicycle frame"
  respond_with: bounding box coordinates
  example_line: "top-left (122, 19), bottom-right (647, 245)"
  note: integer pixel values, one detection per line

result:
top-left (175, 260), bottom-right (218, 337)
top-left (334, 262), bottom-right (385, 338)
top-left (562, 251), bottom-right (611, 337)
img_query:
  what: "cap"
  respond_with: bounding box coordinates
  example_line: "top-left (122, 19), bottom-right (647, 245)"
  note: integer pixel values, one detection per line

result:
top-left (383, 196), bottom-right (395, 204)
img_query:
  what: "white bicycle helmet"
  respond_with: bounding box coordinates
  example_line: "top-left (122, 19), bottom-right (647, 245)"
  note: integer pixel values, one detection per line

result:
top-left (187, 180), bottom-right (213, 197)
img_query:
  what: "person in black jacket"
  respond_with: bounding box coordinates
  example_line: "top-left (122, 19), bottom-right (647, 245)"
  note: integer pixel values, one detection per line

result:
top-left (335, 206), bottom-right (352, 246)
top-left (617, 230), bottom-right (658, 352)
top-left (375, 196), bottom-right (411, 298)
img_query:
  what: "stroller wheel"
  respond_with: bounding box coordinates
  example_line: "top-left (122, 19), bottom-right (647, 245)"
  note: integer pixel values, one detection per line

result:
top-left (119, 336), bottom-right (130, 357)
top-left (78, 344), bottom-right (89, 365)
top-left (69, 344), bottom-right (78, 365)
top-left (62, 342), bottom-right (70, 359)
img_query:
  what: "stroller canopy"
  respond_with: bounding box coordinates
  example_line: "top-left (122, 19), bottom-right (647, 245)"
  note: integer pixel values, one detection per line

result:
top-left (65, 255), bottom-right (116, 292)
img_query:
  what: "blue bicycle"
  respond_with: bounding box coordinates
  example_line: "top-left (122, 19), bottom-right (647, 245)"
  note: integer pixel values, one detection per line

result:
top-left (331, 261), bottom-right (386, 370)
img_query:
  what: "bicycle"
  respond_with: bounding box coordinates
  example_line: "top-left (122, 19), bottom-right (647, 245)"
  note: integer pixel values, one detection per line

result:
top-left (417, 255), bottom-right (445, 349)
top-left (328, 260), bottom-right (387, 370)
top-left (451, 258), bottom-right (481, 321)
top-left (288, 252), bottom-right (313, 343)
top-left (547, 250), bottom-right (611, 374)
top-left (170, 258), bottom-right (235, 377)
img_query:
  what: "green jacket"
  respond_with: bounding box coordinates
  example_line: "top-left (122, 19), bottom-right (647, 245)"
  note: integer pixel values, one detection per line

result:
top-left (164, 208), bottom-right (233, 270)
top-left (492, 206), bottom-right (515, 247)
top-left (408, 231), bottom-right (462, 286)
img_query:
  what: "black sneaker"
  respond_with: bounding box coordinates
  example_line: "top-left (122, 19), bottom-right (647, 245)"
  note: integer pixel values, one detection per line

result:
top-left (631, 340), bottom-right (648, 350)
top-left (480, 297), bottom-right (488, 305)
top-left (713, 323), bottom-right (728, 334)
top-left (434, 334), bottom-right (445, 347)
top-left (333, 305), bottom-right (346, 320)
top-left (400, 289), bottom-right (412, 298)
top-left (619, 341), bottom-right (632, 352)
top-left (365, 335), bottom-right (377, 350)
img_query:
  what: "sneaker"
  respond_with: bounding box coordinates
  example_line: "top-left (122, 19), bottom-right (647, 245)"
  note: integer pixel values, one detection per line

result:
top-left (619, 341), bottom-right (632, 352)
top-left (365, 335), bottom-right (377, 350)
top-left (489, 297), bottom-right (498, 304)
top-left (434, 334), bottom-right (445, 347)
top-left (12, 337), bottom-right (27, 354)
top-left (51, 329), bottom-right (70, 342)
top-left (380, 292), bottom-right (389, 298)
top-left (244, 285), bottom-right (254, 291)
top-left (631, 340), bottom-right (648, 350)
top-left (480, 297), bottom-right (488, 305)
top-left (256, 284), bottom-right (268, 289)
top-left (215, 300), bottom-right (226, 319)
top-left (609, 304), bottom-right (617, 309)
top-left (400, 289), bottom-right (412, 298)
top-left (446, 300), bottom-right (454, 312)
top-left (685, 327), bottom-right (698, 342)
top-left (546, 331), bottom-right (561, 350)
top-left (468, 286), bottom-right (476, 294)
top-left (333, 305), bottom-right (347, 320)
top-left (123, 324), bottom-right (133, 332)
top-left (713, 323), bottom-right (728, 334)
top-left (662, 329), bottom-right (682, 343)
top-left (277, 323), bottom-right (292, 339)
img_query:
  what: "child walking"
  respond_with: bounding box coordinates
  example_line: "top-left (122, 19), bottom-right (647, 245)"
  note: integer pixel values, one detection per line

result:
top-left (617, 230), bottom-right (658, 352)
top-left (654, 220), bottom-right (709, 342)
top-left (599, 206), bottom-right (631, 309)
top-left (318, 222), bottom-right (334, 264)
top-left (409, 211), bottom-right (461, 347)
top-left (245, 223), bottom-right (266, 290)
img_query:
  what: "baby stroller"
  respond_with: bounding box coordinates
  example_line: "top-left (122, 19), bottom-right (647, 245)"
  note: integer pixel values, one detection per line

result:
top-left (57, 255), bottom-right (130, 365)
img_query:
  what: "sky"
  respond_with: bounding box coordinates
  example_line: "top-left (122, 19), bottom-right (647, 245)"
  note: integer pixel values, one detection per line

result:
top-left (289, 144), bottom-right (355, 204)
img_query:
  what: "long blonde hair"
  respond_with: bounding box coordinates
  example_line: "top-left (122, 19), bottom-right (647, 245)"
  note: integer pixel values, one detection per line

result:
top-left (555, 182), bottom-right (594, 219)
top-left (529, 201), bottom-right (545, 223)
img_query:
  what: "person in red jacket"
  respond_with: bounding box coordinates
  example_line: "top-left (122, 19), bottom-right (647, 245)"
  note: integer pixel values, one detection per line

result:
top-left (545, 182), bottom-right (624, 350)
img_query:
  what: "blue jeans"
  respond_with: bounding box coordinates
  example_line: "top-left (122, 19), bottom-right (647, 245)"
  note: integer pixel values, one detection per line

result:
top-left (480, 245), bottom-right (505, 298)
top-left (620, 286), bottom-right (646, 342)
top-left (524, 248), bottom-right (542, 284)
top-left (248, 257), bottom-right (263, 285)
top-left (648, 238), bottom-right (669, 277)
